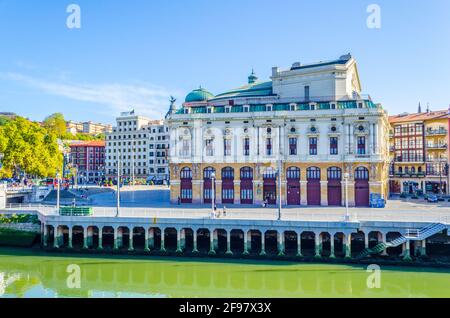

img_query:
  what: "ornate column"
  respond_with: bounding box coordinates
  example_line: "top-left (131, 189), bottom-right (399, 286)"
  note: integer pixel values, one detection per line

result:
top-left (402, 241), bottom-right (412, 261)
top-left (43, 224), bottom-right (48, 247)
top-left (243, 230), bottom-right (250, 255)
top-left (113, 227), bottom-right (119, 250)
top-left (192, 229), bottom-right (199, 253)
top-left (314, 232), bottom-right (321, 258)
top-left (420, 239), bottom-right (427, 256)
top-left (329, 233), bottom-right (335, 258)
top-left (344, 233), bottom-right (351, 258)
top-left (98, 227), bottom-right (103, 250)
top-left (160, 228), bottom-right (166, 252)
top-left (296, 231), bottom-right (303, 257)
top-left (180, 229), bottom-right (186, 251)
top-left (208, 229), bottom-right (216, 255)
top-left (68, 226), bottom-right (73, 249)
top-left (87, 227), bottom-right (94, 247)
top-left (225, 230), bottom-right (233, 255)
top-left (260, 231), bottom-right (266, 256)
top-left (176, 229), bottom-right (182, 253)
top-left (148, 228), bottom-right (155, 250)
top-left (277, 231), bottom-right (285, 256)
top-left (380, 232), bottom-right (388, 256)
top-left (53, 226), bottom-right (59, 248)
top-left (144, 228), bottom-right (150, 252)
top-left (300, 181), bottom-right (308, 206)
top-left (83, 227), bottom-right (88, 249)
top-left (128, 228), bottom-right (134, 251)
top-left (364, 232), bottom-right (369, 249)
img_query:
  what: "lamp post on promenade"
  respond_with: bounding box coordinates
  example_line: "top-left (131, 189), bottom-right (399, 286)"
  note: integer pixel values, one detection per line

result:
top-left (211, 172), bottom-right (216, 218)
top-left (344, 172), bottom-right (350, 222)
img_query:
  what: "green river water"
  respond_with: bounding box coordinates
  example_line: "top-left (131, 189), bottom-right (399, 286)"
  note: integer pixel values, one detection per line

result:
top-left (1, 248), bottom-right (450, 298)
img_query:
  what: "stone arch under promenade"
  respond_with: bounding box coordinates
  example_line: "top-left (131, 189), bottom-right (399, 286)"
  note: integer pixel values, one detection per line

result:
top-left (164, 227), bottom-right (177, 252)
top-left (284, 231), bottom-right (297, 256)
top-left (196, 228), bottom-right (211, 253)
top-left (351, 231), bottom-right (366, 255)
top-left (333, 232), bottom-right (346, 257)
top-left (230, 229), bottom-right (244, 254)
top-left (102, 226), bottom-right (115, 250)
top-left (45, 224), bottom-right (55, 247)
top-left (87, 226), bottom-right (100, 249)
top-left (57, 225), bottom-right (69, 248)
top-left (319, 232), bottom-right (332, 257)
top-left (248, 230), bottom-right (262, 255)
top-left (72, 225), bottom-right (84, 248)
top-left (117, 226), bottom-right (130, 250)
top-left (386, 232), bottom-right (403, 257)
top-left (149, 227), bottom-right (162, 251)
top-left (132, 227), bottom-right (146, 250)
top-left (181, 228), bottom-right (194, 252)
top-left (213, 229), bottom-right (227, 254)
top-left (300, 231), bottom-right (315, 256)
top-left (368, 231), bottom-right (383, 249)
top-left (264, 230), bottom-right (278, 255)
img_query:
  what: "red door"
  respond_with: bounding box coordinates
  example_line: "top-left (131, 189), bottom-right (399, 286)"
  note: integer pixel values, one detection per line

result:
top-left (355, 167), bottom-right (370, 207)
top-left (327, 167), bottom-right (342, 206)
top-left (355, 180), bottom-right (370, 207)
top-left (286, 167), bottom-right (300, 205)
top-left (263, 183), bottom-right (276, 205)
top-left (221, 167), bottom-right (234, 204)
top-left (307, 167), bottom-right (321, 206)
top-left (180, 168), bottom-right (192, 204)
top-left (203, 178), bottom-right (214, 204)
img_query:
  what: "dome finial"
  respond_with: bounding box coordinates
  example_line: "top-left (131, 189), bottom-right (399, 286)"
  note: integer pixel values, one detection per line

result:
top-left (248, 68), bottom-right (258, 84)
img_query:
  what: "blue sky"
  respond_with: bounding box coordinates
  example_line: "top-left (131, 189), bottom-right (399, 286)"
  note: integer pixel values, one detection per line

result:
top-left (0, 0), bottom-right (449, 124)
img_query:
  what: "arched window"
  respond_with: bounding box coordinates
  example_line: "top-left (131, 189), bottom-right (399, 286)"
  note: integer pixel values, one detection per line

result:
top-left (180, 167), bottom-right (192, 179)
top-left (240, 167), bottom-right (253, 179)
top-left (355, 167), bottom-right (369, 180)
top-left (263, 167), bottom-right (277, 179)
top-left (221, 167), bottom-right (234, 179)
top-left (203, 167), bottom-right (215, 179)
top-left (327, 167), bottom-right (342, 180)
top-left (307, 167), bottom-right (320, 180)
top-left (286, 167), bottom-right (300, 179)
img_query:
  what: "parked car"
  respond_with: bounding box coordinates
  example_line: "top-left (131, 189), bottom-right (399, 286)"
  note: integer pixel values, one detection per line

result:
top-left (427, 194), bottom-right (438, 203)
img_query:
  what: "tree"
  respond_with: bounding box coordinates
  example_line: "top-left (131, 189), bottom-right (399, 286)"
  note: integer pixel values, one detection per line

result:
top-left (0, 116), bottom-right (11, 126)
top-left (0, 117), bottom-right (63, 178)
top-left (43, 113), bottom-right (67, 138)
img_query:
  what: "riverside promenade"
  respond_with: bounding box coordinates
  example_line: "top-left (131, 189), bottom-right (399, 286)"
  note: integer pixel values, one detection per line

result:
top-left (3, 186), bottom-right (450, 261)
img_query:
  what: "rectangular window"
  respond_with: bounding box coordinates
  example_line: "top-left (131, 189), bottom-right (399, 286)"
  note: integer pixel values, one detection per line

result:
top-left (181, 140), bottom-right (190, 157)
top-left (244, 137), bottom-right (250, 156)
top-left (309, 137), bottom-right (317, 155)
top-left (289, 137), bottom-right (297, 155)
top-left (266, 138), bottom-right (272, 156)
top-left (304, 86), bottom-right (310, 101)
top-left (330, 137), bottom-right (338, 155)
top-left (224, 139), bottom-right (231, 156)
top-left (206, 139), bottom-right (214, 156)
top-left (357, 136), bottom-right (366, 155)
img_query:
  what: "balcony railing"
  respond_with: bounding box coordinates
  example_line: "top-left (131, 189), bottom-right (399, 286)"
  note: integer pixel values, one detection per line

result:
top-left (426, 129), bottom-right (448, 136)
top-left (389, 172), bottom-right (426, 178)
top-left (426, 144), bottom-right (448, 149)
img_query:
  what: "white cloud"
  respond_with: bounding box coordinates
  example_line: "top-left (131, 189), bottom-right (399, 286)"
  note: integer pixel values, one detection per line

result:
top-left (0, 72), bottom-right (180, 119)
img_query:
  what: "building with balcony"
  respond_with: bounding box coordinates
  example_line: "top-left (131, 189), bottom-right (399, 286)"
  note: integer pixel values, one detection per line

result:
top-left (105, 111), bottom-right (170, 182)
top-left (166, 54), bottom-right (390, 207)
top-left (389, 108), bottom-right (450, 195)
top-left (68, 140), bottom-right (106, 184)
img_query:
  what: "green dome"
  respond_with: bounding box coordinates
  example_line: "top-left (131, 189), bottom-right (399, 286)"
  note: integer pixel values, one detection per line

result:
top-left (185, 87), bottom-right (214, 103)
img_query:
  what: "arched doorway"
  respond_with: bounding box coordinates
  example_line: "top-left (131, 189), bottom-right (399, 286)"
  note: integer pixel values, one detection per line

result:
top-left (221, 167), bottom-right (234, 204)
top-left (203, 167), bottom-right (215, 204)
top-left (355, 167), bottom-right (369, 207)
top-left (240, 167), bottom-right (253, 204)
top-left (286, 167), bottom-right (300, 205)
top-left (263, 168), bottom-right (277, 205)
top-left (180, 167), bottom-right (192, 203)
top-left (307, 167), bottom-right (321, 206)
top-left (327, 167), bottom-right (342, 206)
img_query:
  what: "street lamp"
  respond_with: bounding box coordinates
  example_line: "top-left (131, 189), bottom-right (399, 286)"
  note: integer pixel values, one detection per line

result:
top-left (116, 151), bottom-right (121, 217)
top-left (344, 172), bottom-right (350, 222)
top-left (56, 172), bottom-right (61, 213)
top-left (211, 172), bottom-right (215, 218)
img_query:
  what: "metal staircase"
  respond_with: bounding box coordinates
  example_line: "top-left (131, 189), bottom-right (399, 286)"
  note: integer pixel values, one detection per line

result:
top-left (357, 223), bottom-right (447, 259)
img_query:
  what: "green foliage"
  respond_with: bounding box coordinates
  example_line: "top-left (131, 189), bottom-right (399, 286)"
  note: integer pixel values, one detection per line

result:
top-left (60, 132), bottom-right (105, 141)
top-left (0, 214), bottom-right (40, 224)
top-left (0, 117), bottom-right (63, 178)
top-left (0, 228), bottom-right (38, 247)
top-left (0, 116), bottom-right (11, 126)
top-left (43, 113), bottom-right (67, 138)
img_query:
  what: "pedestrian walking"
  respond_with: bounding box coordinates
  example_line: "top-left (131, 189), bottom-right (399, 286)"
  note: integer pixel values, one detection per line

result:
top-left (223, 206), bottom-right (227, 217)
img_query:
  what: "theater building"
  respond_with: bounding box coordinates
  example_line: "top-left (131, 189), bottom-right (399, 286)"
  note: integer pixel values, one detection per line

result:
top-left (166, 54), bottom-right (390, 206)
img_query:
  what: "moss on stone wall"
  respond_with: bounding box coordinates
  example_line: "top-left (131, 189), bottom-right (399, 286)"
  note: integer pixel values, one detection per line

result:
top-left (0, 228), bottom-right (38, 247)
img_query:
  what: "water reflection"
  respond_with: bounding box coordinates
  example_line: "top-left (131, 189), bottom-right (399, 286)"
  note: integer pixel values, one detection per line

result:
top-left (1, 250), bottom-right (450, 298)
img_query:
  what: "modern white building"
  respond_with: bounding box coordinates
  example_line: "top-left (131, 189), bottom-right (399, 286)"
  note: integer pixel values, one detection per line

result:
top-left (105, 111), bottom-right (169, 183)
top-left (166, 54), bottom-right (391, 206)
